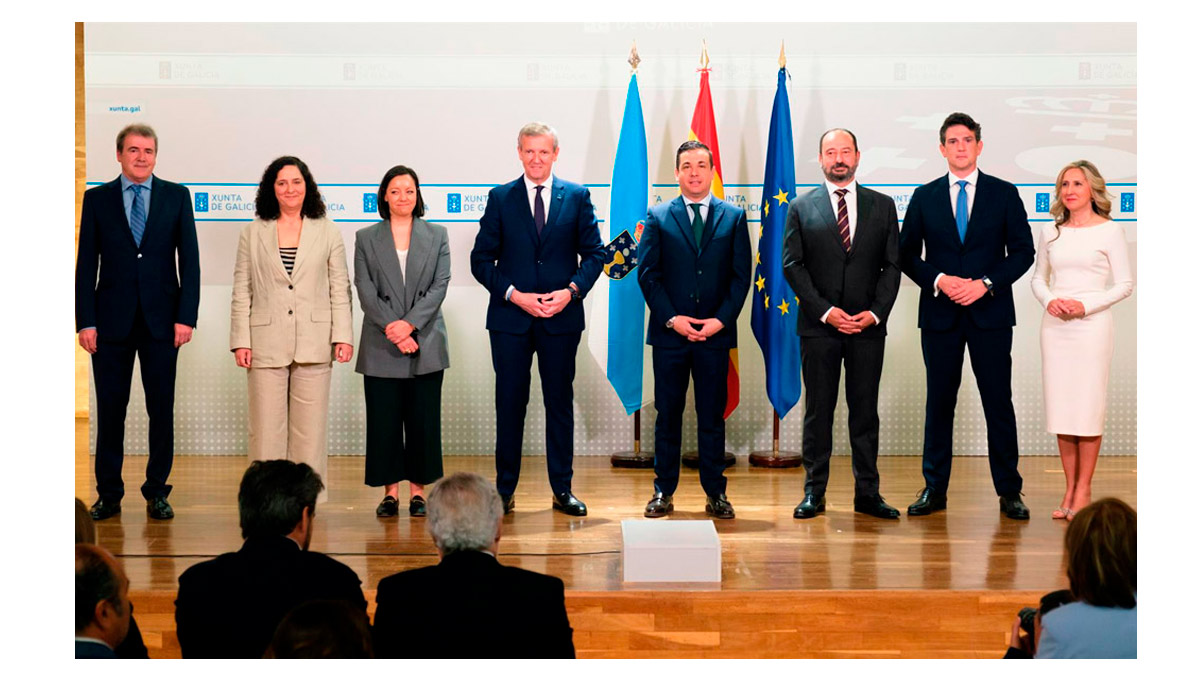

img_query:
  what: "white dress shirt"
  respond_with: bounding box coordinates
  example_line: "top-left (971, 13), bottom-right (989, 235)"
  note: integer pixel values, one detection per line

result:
top-left (933, 168), bottom-right (980, 296)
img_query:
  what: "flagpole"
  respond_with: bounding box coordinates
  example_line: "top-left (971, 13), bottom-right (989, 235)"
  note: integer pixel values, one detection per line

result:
top-left (749, 42), bottom-right (802, 469)
top-left (609, 41), bottom-right (652, 470)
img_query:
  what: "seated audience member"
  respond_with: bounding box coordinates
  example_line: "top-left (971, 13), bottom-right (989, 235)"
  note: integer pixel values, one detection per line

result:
top-left (264, 599), bottom-right (374, 658)
top-left (373, 472), bottom-right (575, 658)
top-left (1004, 589), bottom-right (1074, 658)
top-left (76, 543), bottom-right (130, 659)
top-left (174, 460), bottom-right (368, 658)
top-left (1037, 498), bottom-right (1137, 658)
top-left (75, 498), bottom-right (149, 658)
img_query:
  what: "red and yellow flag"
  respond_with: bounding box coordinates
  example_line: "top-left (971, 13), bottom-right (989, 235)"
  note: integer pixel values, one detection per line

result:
top-left (688, 64), bottom-right (739, 419)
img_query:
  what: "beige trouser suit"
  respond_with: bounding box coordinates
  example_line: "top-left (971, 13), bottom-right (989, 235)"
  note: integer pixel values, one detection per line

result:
top-left (230, 216), bottom-right (353, 500)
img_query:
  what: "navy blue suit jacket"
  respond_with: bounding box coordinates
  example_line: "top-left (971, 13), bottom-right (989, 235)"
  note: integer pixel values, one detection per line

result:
top-left (470, 176), bottom-right (604, 335)
top-left (898, 171), bottom-right (1034, 331)
top-left (74, 176), bottom-right (200, 341)
top-left (638, 196), bottom-right (751, 349)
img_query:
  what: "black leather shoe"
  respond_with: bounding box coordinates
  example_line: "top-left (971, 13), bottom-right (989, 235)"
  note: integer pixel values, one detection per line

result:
top-left (376, 496), bottom-right (399, 517)
top-left (146, 497), bottom-right (174, 520)
top-left (409, 495), bottom-right (426, 517)
top-left (705, 493), bottom-right (735, 519)
top-left (552, 492), bottom-right (587, 517)
top-left (854, 495), bottom-right (900, 520)
top-left (500, 494), bottom-right (515, 515)
top-left (793, 494), bottom-right (825, 519)
top-left (907, 488), bottom-right (947, 516)
top-left (644, 492), bottom-right (674, 518)
top-left (999, 493), bottom-right (1031, 520)
top-left (90, 498), bottom-right (121, 521)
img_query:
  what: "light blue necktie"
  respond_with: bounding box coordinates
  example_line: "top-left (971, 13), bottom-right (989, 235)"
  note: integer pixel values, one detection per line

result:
top-left (954, 179), bottom-right (968, 243)
top-left (130, 184), bottom-right (147, 247)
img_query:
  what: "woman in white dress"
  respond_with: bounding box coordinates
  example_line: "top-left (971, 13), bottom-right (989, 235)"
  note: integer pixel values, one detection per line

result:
top-left (1031, 161), bottom-right (1134, 520)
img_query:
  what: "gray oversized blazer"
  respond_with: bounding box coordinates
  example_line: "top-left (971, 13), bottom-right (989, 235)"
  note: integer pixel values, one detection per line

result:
top-left (353, 218), bottom-right (451, 378)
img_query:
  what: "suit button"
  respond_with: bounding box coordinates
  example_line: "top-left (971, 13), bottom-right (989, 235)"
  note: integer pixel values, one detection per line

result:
top-left (288, 310), bottom-right (293, 315)
top-left (698, 270), bottom-right (702, 275)
top-left (137, 253), bottom-right (143, 259)
top-left (288, 285), bottom-right (293, 290)
top-left (384, 296), bottom-right (390, 302)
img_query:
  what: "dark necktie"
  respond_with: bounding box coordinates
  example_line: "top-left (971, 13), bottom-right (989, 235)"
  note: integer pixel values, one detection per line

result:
top-left (834, 188), bottom-right (851, 252)
top-left (955, 179), bottom-right (969, 242)
top-left (534, 185), bottom-right (546, 236)
top-left (689, 203), bottom-right (704, 248)
top-left (130, 184), bottom-right (147, 247)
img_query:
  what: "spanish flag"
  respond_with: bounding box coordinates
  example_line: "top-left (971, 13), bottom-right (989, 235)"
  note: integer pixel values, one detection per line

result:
top-left (688, 64), bottom-right (739, 419)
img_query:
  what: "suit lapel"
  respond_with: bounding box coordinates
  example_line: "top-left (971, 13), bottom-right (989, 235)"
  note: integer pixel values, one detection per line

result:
top-left (812, 186), bottom-right (847, 260)
top-left (107, 179), bottom-right (138, 249)
top-left (404, 219), bottom-right (434, 307)
top-left (668, 197), bottom-right (699, 255)
top-left (140, 176), bottom-right (168, 249)
top-left (962, 172), bottom-right (987, 248)
top-left (371, 221), bottom-right (406, 303)
top-left (848, 186), bottom-right (875, 259)
top-left (698, 197), bottom-right (723, 255)
top-left (291, 217), bottom-right (317, 279)
top-left (931, 175), bottom-right (962, 248)
top-left (543, 178), bottom-right (564, 240)
top-left (258, 219), bottom-right (292, 283)
top-left (507, 177), bottom-right (539, 248)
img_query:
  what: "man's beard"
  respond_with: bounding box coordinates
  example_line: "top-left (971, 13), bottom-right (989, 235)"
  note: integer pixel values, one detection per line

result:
top-left (824, 163), bottom-right (856, 183)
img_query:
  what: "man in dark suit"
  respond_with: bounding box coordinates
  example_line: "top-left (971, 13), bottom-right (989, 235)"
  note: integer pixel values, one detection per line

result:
top-left (75, 124), bottom-right (200, 521)
top-left (782, 129), bottom-right (902, 520)
top-left (899, 112), bottom-right (1035, 520)
top-left (75, 543), bottom-right (131, 659)
top-left (373, 472), bottom-right (574, 658)
top-left (638, 141), bottom-right (751, 519)
top-left (470, 122), bottom-right (605, 516)
top-left (174, 460), bottom-right (367, 658)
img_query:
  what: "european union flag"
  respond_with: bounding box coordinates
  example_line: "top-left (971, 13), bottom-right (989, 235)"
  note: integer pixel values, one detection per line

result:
top-left (750, 67), bottom-right (802, 419)
top-left (606, 73), bottom-right (649, 415)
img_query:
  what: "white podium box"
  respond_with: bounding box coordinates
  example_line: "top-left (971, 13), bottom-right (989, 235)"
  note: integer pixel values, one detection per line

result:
top-left (620, 520), bottom-right (721, 583)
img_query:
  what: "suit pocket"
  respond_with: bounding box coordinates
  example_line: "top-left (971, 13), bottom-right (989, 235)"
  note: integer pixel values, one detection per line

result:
top-left (311, 309), bottom-right (332, 323)
top-left (249, 313), bottom-right (271, 327)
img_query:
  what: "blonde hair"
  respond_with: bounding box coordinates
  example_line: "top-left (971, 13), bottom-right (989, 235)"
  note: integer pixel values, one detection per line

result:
top-left (517, 122), bottom-right (558, 150)
top-left (1050, 160), bottom-right (1112, 225)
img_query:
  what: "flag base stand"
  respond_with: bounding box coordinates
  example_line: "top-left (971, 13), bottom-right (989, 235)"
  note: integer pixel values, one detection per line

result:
top-left (748, 450), bottom-right (803, 468)
top-left (682, 452), bottom-right (737, 469)
top-left (611, 450), bottom-right (655, 469)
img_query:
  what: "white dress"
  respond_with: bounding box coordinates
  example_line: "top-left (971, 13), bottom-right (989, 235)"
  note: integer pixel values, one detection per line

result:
top-left (1030, 220), bottom-right (1134, 435)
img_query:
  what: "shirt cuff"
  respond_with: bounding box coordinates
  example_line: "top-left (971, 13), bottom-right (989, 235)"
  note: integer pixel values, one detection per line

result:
top-left (505, 285), bottom-right (515, 302)
top-left (932, 273), bottom-right (945, 297)
top-left (869, 311), bottom-right (880, 325)
top-left (819, 308), bottom-right (832, 324)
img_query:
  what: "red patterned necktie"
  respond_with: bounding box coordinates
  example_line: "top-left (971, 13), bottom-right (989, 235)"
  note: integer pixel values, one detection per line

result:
top-left (834, 188), bottom-right (851, 252)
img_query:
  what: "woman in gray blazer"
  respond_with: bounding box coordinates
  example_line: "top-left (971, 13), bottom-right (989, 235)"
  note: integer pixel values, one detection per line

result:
top-left (355, 166), bottom-right (450, 517)
top-left (231, 157), bottom-right (354, 502)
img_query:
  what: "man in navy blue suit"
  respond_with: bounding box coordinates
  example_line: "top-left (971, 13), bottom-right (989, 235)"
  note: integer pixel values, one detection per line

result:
top-left (75, 124), bottom-right (200, 521)
top-left (638, 141), bottom-right (751, 519)
top-left (898, 112), bottom-right (1035, 520)
top-left (470, 123), bottom-right (604, 516)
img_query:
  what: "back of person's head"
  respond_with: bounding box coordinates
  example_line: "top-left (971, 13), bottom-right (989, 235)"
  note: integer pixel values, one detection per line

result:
top-left (426, 472), bottom-right (503, 555)
top-left (76, 497), bottom-right (96, 544)
top-left (1064, 498), bottom-right (1136, 608)
top-left (238, 460), bottom-right (323, 539)
top-left (75, 543), bottom-right (130, 646)
top-left (263, 599), bottom-right (373, 658)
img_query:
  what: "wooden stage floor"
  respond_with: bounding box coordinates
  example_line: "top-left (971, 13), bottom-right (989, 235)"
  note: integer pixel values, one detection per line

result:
top-left (76, 420), bottom-right (1136, 595)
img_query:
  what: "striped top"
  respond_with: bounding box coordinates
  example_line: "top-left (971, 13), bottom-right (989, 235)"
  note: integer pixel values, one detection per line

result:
top-left (280, 246), bottom-right (297, 275)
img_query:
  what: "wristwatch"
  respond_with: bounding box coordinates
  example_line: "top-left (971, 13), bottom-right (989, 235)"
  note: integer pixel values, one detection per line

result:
top-left (665, 316), bottom-right (676, 329)
top-left (981, 276), bottom-right (994, 296)
top-left (569, 286), bottom-right (580, 301)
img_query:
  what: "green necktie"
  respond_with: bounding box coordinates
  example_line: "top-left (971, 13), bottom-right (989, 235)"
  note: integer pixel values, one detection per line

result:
top-left (689, 203), bottom-right (704, 247)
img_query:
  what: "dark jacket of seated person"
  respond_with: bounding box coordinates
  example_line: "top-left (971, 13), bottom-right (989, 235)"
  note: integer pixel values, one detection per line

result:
top-left (373, 472), bottom-right (574, 658)
top-left (174, 460), bottom-right (367, 658)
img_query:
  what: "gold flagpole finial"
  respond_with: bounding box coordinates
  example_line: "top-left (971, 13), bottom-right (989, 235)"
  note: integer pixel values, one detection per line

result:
top-left (779, 41), bottom-right (786, 69)
top-left (628, 41), bottom-right (640, 72)
top-left (700, 40), bottom-right (710, 70)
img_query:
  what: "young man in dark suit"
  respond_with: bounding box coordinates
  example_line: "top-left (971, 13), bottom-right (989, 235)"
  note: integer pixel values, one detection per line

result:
top-left (469, 123), bottom-right (605, 516)
top-left (782, 128), bottom-right (902, 520)
top-left (898, 112), bottom-right (1036, 519)
top-left (174, 461), bottom-right (367, 658)
top-left (373, 472), bottom-right (575, 658)
top-left (637, 141), bottom-right (751, 519)
top-left (75, 124), bottom-right (200, 521)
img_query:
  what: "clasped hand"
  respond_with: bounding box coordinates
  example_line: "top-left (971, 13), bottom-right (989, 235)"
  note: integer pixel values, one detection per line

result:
top-left (826, 308), bottom-right (876, 335)
top-left (937, 275), bottom-right (988, 306)
top-left (671, 316), bottom-right (724, 342)
top-left (512, 289), bottom-right (572, 318)
top-left (1046, 297), bottom-right (1086, 320)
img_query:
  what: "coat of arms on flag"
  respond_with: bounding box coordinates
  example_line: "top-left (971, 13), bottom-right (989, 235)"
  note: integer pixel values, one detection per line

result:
top-left (602, 223), bottom-right (642, 280)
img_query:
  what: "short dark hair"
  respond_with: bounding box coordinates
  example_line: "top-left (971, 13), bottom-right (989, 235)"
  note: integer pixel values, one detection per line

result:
top-left (376, 165), bottom-right (426, 219)
top-left (939, 112), bottom-right (982, 145)
top-left (255, 156), bottom-right (327, 221)
top-left (238, 460), bottom-right (323, 539)
top-left (75, 544), bottom-right (123, 631)
top-left (675, 140), bottom-right (713, 169)
top-left (116, 124), bottom-right (158, 152)
top-left (1065, 498), bottom-right (1136, 608)
top-left (265, 599), bottom-right (374, 658)
top-left (819, 128), bottom-right (858, 154)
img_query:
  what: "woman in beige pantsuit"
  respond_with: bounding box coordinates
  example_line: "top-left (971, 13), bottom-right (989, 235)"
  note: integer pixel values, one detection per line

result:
top-left (230, 156), bottom-right (354, 500)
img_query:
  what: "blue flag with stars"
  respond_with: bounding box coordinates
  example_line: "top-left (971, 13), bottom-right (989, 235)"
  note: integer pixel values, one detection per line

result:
top-left (605, 72), bottom-right (648, 415)
top-left (750, 67), bottom-right (802, 419)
